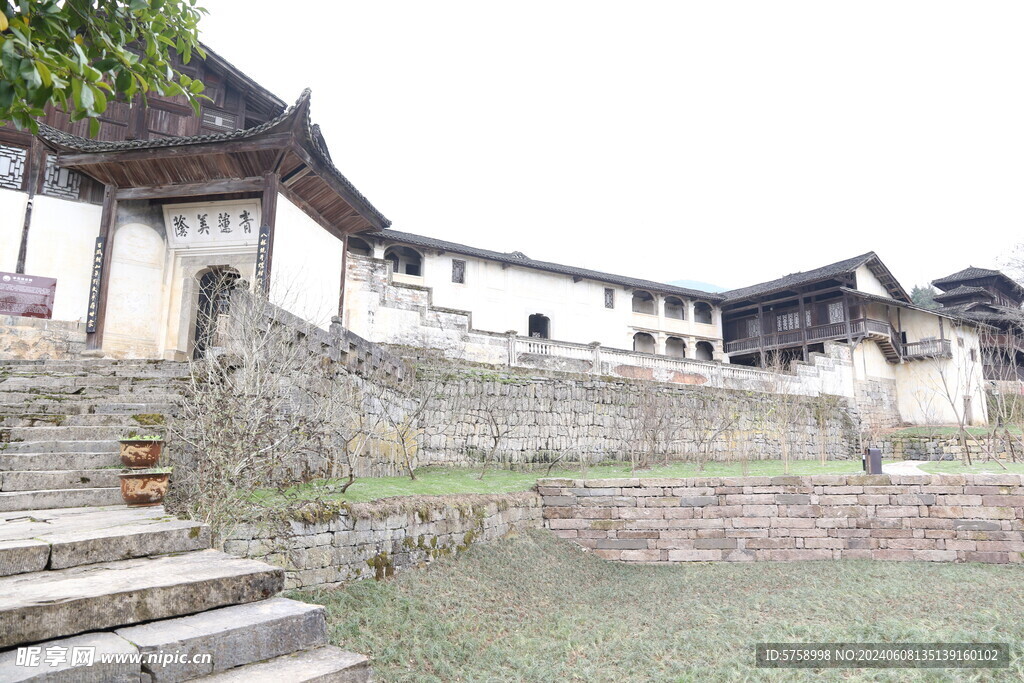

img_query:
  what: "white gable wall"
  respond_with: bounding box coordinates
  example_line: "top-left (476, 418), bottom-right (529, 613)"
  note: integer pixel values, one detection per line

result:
top-left (269, 196), bottom-right (345, 329)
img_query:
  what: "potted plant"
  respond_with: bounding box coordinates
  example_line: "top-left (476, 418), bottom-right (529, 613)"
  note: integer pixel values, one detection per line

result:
top-left (119, 467), bottom-right (172, 507)
top-left (119, 434), bottom-right (164, 469)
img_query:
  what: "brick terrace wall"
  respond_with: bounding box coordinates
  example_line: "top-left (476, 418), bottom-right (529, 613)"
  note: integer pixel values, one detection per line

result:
top-left (225, 493), bottom-right (542, 590)
top-left (538, 474), bottom-right (1024, 564)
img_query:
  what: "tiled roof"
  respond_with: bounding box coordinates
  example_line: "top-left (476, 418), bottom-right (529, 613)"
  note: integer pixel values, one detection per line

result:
top-left (38, 90), bottom-right (390, 229)
top-left (933, 285), bottom-right (990, 302)
top-left (366, 229), bottom-right (726, 301)
top-left (722, 252), bottom-right (899, 302)
top-left (931, 266), bottom-right (1002, 289)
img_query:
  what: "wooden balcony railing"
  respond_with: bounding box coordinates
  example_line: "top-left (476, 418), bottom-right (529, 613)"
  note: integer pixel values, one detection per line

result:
top-left (725, 318), bottom-right (951, 361)
top-left (902, 339), bottom-right (952, 359)
top-left (725, 318), bottom-right (887, 354)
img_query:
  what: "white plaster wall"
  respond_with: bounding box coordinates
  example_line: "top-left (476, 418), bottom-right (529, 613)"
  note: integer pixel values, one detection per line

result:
top-left (20, 196), bottom-right (101, 322)
top-left (852, 340), bottom-right (897, 382)
top-left (269, 197), bottom-right (344, 329)
top-left (0, 189), bottom-right (28, 272)
top-left (359, 248), bottom-right (723, 353)
top-left (894, 324), bottom-right (988, 426)
top-left (855, 265), bottom-right (891, 297)
top-left (103, 222), bottom-right (167, 357)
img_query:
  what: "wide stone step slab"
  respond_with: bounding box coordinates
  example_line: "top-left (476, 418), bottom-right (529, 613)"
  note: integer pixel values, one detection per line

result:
top-left (0, 631), bottom-right (139, 682)
top-left (0, 452), bottom-right (119, 472)
top-left (0, 550), bottom-right (284, 649)
top-left (0, 413), bottom-right (149, 428)
top-left (1, 469), bottom-right (122, 491)
top-left (0, 505), bottom-right (209, 574)
top-left (115, 598), bottom-right (328, 682)
top-left (0, 487), bottom-right (122, 513)
top-left (3, 424), bottom-right (165, 442)
top-left (196, 646), bottom-right (371, 682)
top-left (2, 439), bottom-right (120, 454)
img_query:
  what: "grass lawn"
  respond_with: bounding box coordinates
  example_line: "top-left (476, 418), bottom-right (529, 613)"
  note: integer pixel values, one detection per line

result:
top-left (260, 459), bottom-right (872, 503)
top-left (294, 530), bottom-right (1024, 681)
top-left (917, 460), bottom-right (1024, 475)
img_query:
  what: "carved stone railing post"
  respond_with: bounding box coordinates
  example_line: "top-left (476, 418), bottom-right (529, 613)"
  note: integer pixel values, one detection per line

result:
top-left (589, 342), bottom-right (602, 374)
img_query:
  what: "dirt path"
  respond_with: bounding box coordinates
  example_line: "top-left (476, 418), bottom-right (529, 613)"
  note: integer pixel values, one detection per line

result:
top-left (882, 460), bottom-right (929, 475)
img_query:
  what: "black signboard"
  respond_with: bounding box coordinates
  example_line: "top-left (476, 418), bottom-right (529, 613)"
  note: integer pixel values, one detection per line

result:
top-left (0, 271), bottom-right (57, 319)
top-left (254, 224), bottom-right (271, 291)
top-left (86, 236), bottom-right (105, 333)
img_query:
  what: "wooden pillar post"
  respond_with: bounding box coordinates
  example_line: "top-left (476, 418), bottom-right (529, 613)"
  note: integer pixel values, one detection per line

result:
top-left (798, 289), bottom-right (808, 362)
top-left (86, 184), bottom-right (118, 351)
top-left (260, 172), bottom-right (279, 294)
top-left (338, 233), bottom-right (349, 319)
top-left (757, 301), bottom-right (765, 367)
top-left (15, 141), bottom-right (46, 274)
top-left (842, 290), bottom-right (853, 345)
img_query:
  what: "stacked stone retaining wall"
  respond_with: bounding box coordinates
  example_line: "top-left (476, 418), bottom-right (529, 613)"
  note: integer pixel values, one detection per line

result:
top-left (538, 474), bottom-right (1024, 564)
top-left (226, 493), bottom-right (542, 590)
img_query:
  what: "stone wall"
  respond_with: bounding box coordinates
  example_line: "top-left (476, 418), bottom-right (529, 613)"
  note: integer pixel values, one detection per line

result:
top-left (0, 315), bottom-right (86, 360)
top-left (225, 493), bottom-right (542, 590)
top-left (538, 474), bottom-right (1024, 564)
top-left (882, 432), bottom-right (1020, 462)
top-left (414, 364), bottom-right (860, 468)
top-left (854, 378), bottom-right (901, 431)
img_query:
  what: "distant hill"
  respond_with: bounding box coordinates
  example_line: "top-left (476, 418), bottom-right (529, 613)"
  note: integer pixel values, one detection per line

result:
top-left (668, 279), bottom-right (728, 293)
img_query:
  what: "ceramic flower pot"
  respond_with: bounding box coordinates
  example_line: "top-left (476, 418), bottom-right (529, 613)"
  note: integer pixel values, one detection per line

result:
top-left (119, 470), bottom-right (170, 507)
top-left (119, 439), bottom-right (163, 469)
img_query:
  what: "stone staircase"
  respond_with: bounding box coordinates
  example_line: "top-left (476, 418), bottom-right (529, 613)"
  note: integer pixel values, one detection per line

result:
top-left (0, 358), bottom-right (370, 681)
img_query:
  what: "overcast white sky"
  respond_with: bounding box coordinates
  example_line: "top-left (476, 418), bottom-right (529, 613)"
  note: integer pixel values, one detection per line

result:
top-left (199, 1), bottom-right (1023, 292)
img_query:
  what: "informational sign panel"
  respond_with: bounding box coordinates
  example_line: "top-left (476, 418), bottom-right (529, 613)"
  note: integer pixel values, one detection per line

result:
top-left (86, 236), bottom-right (105, 333)
top-left (0, 271), bottom-right (56, 319)
top-left (162, 200), bottom-right (262, 249)
top-left (254, 224), bottom-right (271, 291)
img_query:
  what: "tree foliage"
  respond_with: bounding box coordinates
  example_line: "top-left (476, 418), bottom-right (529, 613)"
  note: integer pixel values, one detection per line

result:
top-left (910, 284), bottom-right (938, 309)
top-left (0, 0), bottom-right (207, 134)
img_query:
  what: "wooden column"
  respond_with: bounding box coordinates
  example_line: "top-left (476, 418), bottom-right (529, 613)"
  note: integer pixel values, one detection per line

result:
top-left (86, 184), bottom-right (118, 351)
top-left (842, 290), bottom-right (853, 345)
top-left (757, 301), bottom-right (765, 367)
top-left (797, 290), bottom-right (808, 362)
top-left (15, 141), bottom-right (45, 274)
top-left (260, 172), bottom-right (279, 294)
top-left (338, 233), bottom-right (349, 319)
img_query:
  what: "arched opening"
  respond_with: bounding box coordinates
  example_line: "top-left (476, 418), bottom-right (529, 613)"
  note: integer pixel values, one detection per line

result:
top-left (666, 336), bottom-right (687, 358)
top-left (383, 246), bottom-right (423, 276)
top-left (193, 267), bottom-right (240, 359)
top-left (528, 314), bottom-right (550, 339)
top-left (664, 296), bottom-right (686, 320)
top-left (632, 290), bottom-right (655, 315)
top-left (695, 341), bottom-right (714, 361)
top-left (347, 236), bottom-right (372, 256)
top-left (694, 301), bottom-right (713, 325)
top-left (633, 332), bottom-right (656, 354)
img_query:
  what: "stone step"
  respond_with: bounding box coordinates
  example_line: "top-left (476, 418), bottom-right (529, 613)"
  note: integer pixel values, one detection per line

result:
top-left (0, 452), bottom-right (119, 472)
top-left (196, 646), bottom-right (371, 682)
top-left (0, 400), bottom-right (179, 417)
top-left (0, 505), bottom-right (209, 575)
top-left (115, 598), bottom-right (328, 682)
top-left (0, 413), bottom-right (153, 428)
top-left (3, 424), bottom-right (165, 442)
top-left (0, 487), bottom-right (122, 512)
top-left (1, 469), bottom-right (122, 491)
top-left (0, 549), bottom-right (284, 648)
top-left (0, 631), bottom-right (140, 682)
top-left (2, 439), bottom-right (120, 454)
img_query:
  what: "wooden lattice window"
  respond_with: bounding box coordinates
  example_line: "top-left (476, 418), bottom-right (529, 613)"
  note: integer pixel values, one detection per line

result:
top-left (0, 145), bottom-right (27, 190)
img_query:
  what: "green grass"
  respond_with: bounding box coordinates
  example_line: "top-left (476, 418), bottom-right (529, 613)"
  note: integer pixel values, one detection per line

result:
top-left (258, 460), bottom-right (870, 504)
top-left (917, 460), bottom-right (1024, 475)
top-left (294, 529), bottom-right (1024, 682)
